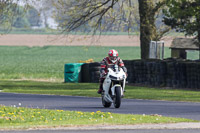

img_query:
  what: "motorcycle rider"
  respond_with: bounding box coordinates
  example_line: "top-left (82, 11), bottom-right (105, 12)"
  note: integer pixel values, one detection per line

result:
top-left (97, 49), bottom-right (127, 94)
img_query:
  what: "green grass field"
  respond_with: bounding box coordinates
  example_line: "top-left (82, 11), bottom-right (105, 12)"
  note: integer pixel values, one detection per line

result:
top-left (0, 46), bottom-right (199, 81)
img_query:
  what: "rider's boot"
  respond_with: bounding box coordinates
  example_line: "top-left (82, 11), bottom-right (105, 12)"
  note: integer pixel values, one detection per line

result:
top-left (97, 83), bottom-right (103, 94)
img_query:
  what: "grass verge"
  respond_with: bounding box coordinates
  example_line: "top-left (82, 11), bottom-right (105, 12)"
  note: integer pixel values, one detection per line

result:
top-left (0, 105), bottom-right (196, 129)
top-left (1, 80), bottom-right (200, 102)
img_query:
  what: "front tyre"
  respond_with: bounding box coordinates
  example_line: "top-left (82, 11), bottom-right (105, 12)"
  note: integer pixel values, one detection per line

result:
top-left (114, 86), bottom-right (121, 108)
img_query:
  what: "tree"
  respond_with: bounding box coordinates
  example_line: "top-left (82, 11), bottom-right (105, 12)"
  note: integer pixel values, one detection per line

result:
top-left (1, 4), bottom-right (40, 29)
top-left (27, 7), bottom-right (42, 27)
top-left (163, 0), bottom-right (200, 43)
top-left (0, 1), bottom-right (19, 31)
top-left (30, 0), bottom-right (55, 28)
top-left (53, 0), bottom-right (139, 33)
top-left (13, 17), bottom-right (30, 28)
top-left (53, 0), bottom-right (169, 59)
top-left (0, 0), bottom-right (31, 31)
top-left (54, 1), bottom-right (139, 32)
top-left (138, 0), bottom-right (168, 59)
top-left (12, 6), bottom-right (30, 28)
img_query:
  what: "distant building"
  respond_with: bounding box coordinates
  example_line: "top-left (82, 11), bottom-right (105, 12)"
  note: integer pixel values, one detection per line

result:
top-left (170, 38), bottom-right (200, 59)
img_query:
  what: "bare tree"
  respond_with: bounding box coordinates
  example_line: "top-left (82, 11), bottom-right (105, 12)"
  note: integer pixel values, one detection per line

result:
top-left (53, 0), bottom-right (139, 33)
top-left (53, 0), bottom-right (169, 59)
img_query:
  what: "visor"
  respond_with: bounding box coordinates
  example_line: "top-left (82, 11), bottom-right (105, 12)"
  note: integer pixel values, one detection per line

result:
top-left (110, 56), bottom-right (117, 61)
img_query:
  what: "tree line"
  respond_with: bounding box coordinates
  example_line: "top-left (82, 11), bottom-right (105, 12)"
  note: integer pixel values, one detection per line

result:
top-left (0, 0), bottom-right (199, 59)
top-left (0, 1), bottom-right (41, 29)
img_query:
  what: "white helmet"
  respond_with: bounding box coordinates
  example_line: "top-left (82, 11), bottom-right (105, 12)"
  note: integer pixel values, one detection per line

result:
top-left (108, 49), bottom-right (118, 63)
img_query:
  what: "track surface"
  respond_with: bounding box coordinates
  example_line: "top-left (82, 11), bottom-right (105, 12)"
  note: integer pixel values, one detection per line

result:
top-left (0, 93), bottom-right (200, 121)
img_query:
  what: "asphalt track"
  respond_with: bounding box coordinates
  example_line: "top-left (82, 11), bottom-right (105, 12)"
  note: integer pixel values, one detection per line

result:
top-left (1, 92), bottom-right (200, 121)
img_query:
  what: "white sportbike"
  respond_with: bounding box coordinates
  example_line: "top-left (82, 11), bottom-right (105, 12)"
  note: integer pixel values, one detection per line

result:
top-left (101, 65), bottom-right (127, 108)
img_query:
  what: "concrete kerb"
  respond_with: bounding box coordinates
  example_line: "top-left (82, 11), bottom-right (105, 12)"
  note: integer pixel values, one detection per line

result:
top-left (35, 123), bottom-right (200, 130)
top-left (1, 122), bottom-right (199, 131)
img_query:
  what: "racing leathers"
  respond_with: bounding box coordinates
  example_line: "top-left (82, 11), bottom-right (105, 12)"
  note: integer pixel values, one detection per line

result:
top-left (97, 57), bottom-right (127, 94)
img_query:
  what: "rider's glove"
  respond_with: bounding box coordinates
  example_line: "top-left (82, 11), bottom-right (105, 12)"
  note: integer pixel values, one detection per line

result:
top-left (101, 72), bottom-right (107, 77)
top-left (125, 72), bottom-right (128, 77)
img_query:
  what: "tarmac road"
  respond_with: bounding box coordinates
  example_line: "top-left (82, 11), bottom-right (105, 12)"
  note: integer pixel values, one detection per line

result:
top-left (0, 92), bottom-right (200, 121)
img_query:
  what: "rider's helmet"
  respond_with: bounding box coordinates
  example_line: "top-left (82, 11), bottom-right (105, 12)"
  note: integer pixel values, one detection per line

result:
top-left (108, 49), bottom-right (118, 63)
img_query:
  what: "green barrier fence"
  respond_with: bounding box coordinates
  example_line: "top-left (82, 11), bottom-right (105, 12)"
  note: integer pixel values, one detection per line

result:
top-left (64, 63), bottom-right (84, 83)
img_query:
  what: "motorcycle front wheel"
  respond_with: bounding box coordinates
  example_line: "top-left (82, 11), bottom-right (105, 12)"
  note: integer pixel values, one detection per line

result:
top-left (114, 86), bottom-right (121, 108)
